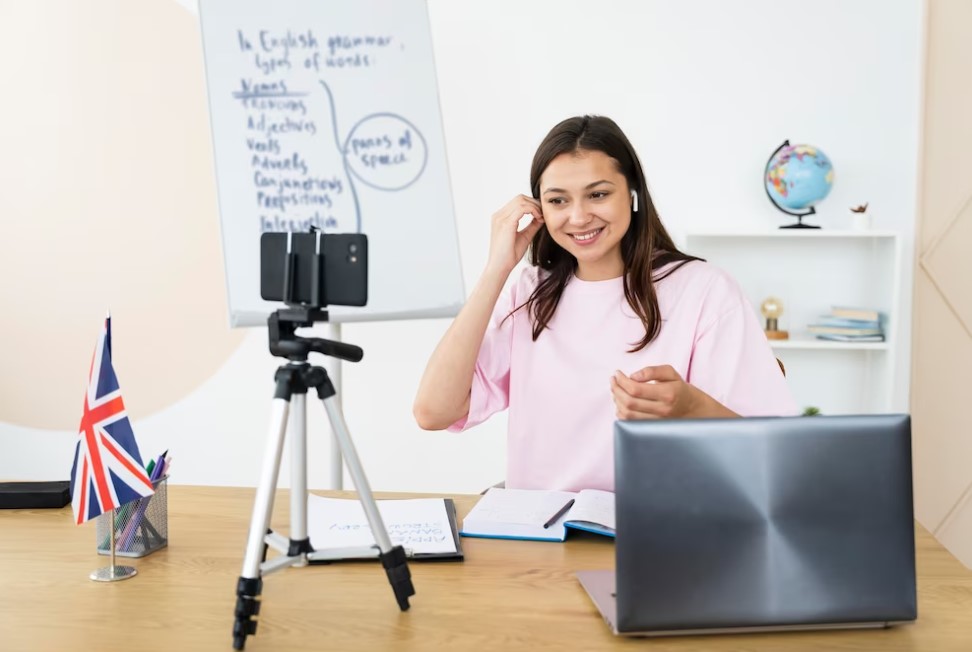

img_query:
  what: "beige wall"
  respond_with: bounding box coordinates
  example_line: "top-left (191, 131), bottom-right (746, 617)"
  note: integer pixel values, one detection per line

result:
top-left (0, 0), bottom-right (245, 429)
top-left (912, 0), bottom-right (972, 568)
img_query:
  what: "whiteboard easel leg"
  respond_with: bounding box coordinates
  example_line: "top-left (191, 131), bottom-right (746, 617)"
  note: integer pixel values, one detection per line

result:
top-left (325, 322), bottom-right (343, 490)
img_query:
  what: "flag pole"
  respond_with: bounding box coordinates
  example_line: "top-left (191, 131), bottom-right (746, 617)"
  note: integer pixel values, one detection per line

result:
top-left (89, 507), bottom-right (138, 582)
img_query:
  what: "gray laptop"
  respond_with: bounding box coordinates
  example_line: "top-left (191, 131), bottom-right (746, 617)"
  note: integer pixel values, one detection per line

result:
top-left (577, 414), bottom-right (917, 636)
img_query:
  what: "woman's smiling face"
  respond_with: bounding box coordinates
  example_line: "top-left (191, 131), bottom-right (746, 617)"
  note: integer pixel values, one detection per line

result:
top-left (538, 149), bottom-right (632, 281)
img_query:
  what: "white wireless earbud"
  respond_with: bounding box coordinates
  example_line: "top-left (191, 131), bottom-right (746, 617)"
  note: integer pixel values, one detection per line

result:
top-left (631, 189), bottom-right (639, 213)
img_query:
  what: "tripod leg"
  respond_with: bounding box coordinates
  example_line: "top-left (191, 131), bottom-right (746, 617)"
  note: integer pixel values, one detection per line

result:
top-left (287, 394), bottom-right (313, 560)
top-left (317, 393), bottom-right (415, 611)
top-left (234, 394), bottom-right (291, 650)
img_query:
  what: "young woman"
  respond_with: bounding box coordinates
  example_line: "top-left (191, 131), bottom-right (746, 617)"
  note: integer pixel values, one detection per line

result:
top-left (413, 115), bottom-right (797, 492)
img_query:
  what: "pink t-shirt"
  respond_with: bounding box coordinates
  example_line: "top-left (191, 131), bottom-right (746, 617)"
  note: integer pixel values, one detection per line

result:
top-left (448, 260), bottom-right (799, 492)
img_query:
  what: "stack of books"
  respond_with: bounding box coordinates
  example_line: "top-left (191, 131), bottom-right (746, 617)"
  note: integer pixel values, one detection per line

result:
top-left (807, 306), bottom-right (885, 342)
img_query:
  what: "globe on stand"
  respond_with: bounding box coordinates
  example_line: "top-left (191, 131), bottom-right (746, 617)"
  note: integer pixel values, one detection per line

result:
top-left (761, 296), bottom-right (789, 340)
top-left (765, 140), bottom-right (834, 229)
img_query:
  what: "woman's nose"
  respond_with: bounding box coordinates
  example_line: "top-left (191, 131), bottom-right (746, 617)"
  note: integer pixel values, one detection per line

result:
top-left (568, 202), bottom-right (593, 226)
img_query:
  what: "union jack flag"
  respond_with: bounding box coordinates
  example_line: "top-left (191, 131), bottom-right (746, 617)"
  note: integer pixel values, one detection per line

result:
top-left (70, 316), bottom-right (154, 525)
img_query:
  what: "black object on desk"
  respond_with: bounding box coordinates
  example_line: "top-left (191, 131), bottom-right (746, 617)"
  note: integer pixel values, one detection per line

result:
top-left (0, 481), bottom-right (71, 509)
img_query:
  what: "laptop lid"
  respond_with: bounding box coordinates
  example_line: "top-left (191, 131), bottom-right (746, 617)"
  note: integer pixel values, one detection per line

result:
top-left (611, 414), bottom-right (917, 634)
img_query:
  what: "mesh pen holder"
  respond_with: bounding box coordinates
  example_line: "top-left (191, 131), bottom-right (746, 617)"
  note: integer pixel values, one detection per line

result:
top-left (96, 477), bottom-right (168, 558)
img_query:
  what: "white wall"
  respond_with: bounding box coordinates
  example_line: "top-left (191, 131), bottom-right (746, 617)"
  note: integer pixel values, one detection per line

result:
top-left (0, 0), bottom-right (923, 494)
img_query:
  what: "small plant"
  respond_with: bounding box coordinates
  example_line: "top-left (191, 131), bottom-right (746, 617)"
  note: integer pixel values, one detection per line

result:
top-left (850, 202), bottom-right (873, 230)
top-left (802, 406), bottom-right (821, 417)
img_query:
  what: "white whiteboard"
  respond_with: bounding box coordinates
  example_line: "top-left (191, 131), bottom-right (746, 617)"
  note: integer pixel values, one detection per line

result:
top-left (198, 0), bottom-right (464, 326)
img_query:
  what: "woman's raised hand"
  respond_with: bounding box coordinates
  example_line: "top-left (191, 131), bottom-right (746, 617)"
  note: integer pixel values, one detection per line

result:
top-left (485, 195), bottom-right (544, 277)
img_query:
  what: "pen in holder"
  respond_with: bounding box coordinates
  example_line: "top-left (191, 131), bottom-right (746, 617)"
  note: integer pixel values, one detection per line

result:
top-left (96, 477), bottom-right (168, 558)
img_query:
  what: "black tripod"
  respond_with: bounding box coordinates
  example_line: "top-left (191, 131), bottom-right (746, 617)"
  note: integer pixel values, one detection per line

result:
top-left (233, 307), bottom-right (414, 650)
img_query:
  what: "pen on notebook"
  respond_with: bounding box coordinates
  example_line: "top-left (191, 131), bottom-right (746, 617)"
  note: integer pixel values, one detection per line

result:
top-left (543, 499), bottom-right (575, 529)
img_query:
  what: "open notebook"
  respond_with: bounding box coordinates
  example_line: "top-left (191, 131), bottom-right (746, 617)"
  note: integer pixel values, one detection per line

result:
top-left (460, 487), bottom-right (615, 542)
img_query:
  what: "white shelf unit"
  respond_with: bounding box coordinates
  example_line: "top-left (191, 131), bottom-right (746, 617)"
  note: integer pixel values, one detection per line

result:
top-left (683, 230), bottom-right (902, 415)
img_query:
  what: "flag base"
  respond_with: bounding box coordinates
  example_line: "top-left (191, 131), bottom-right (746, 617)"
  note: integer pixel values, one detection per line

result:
top-left (89, 565), bottom-right (137, 582)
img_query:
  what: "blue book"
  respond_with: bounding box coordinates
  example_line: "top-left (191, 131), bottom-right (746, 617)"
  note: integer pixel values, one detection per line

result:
top-left (814, 315), bottom-right (881, 329)
top-left (816, 333), bottom-right (885, 342)
top-left (460, 488), bottom-right (615, 542)
top-left (808, 324), bottom-right (883, 336)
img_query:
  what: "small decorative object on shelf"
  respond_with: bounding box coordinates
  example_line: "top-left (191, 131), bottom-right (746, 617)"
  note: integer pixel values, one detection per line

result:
top-left (802, 406), bottom-right (821, 417)
top-left (850, 202), bottom-right (872, 231)
top-left (761, 296), bottom-right (789, 340)
top-left (764, 140), bottom-right (834, 229)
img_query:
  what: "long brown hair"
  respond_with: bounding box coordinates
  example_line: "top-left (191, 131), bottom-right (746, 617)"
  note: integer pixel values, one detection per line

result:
top-left (519, 115), bottom-right (701, 352)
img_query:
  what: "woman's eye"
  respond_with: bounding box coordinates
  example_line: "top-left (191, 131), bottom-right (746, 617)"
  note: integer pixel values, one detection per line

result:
top-left (591, 191), bottom-right (608, 199)
top-left (547, 198), bottom-right (566, 205)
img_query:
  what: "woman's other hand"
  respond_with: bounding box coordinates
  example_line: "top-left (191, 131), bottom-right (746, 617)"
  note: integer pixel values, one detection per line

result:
top-left (610, 365), bottom-right (740, 419)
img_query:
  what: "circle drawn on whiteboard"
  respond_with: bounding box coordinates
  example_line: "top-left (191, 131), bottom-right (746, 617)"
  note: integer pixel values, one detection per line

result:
top-left (343, 113), bottom-right (428, 191)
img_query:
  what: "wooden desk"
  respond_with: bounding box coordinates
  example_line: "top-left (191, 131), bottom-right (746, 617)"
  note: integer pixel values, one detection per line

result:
top-left (2, 486), bottom-right (971, 651)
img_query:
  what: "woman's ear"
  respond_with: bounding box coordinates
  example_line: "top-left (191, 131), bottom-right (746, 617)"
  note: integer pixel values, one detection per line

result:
top-left (630, 189), bottom-right (639, 213)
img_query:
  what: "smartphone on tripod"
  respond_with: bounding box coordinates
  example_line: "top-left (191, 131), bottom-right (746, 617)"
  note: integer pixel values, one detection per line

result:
top-left (259, 231), bottom-right (368, 308)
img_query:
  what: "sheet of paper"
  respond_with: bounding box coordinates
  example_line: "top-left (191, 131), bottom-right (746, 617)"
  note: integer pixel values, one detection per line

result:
top-left (568, 489), bottom-right (615, 530)
top-left (306, 495), bottom-right (456, 555)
